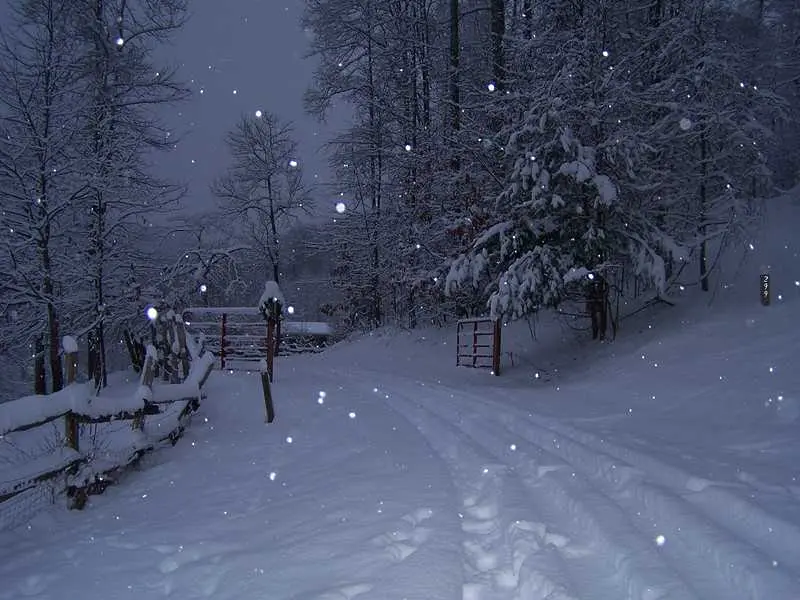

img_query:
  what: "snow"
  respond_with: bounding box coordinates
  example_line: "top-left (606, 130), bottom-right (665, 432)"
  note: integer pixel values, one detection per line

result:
top-left (259, 280), bottom-right (285, 311)
top-left (0, 201), bottom-right (798, 599)
top-left (61, 336), bottom-right (79, 353)
top-left (184, 306), bottom-right (264, 316)
top-left (0, 447), bottom-right (81, 500)
top-left (0, 384), bottom-right (90, 436)
top-left (282, 321), bottom-right (333, 336)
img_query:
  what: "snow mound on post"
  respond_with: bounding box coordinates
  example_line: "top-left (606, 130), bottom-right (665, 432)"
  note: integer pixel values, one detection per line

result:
top-left (259, 281), bottom-right (285, 312)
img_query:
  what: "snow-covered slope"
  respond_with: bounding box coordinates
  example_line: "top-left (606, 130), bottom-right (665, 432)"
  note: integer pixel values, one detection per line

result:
top-left (0, 192), bottom-right (797, 600)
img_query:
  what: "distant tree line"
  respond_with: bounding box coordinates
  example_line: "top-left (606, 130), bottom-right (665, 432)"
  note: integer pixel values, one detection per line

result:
top-left (2, 0), bottom-right (798, 394)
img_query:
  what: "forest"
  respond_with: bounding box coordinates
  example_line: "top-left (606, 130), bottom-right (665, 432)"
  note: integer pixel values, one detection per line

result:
top-left (1, 0), bottom-right (798, 399)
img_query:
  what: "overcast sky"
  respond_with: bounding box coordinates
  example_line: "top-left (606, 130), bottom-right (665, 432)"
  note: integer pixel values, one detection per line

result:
top-left (156, 0), bottom-right (344, 214)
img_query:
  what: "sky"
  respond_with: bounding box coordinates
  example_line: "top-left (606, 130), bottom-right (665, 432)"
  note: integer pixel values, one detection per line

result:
top-left (155, 0), bottom-right (346, 214)
top-left (0, 188), bottom-right (799, 599)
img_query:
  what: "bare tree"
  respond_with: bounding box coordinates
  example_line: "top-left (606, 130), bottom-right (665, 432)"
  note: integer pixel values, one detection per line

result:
top-left (73, 0), bottom-right (189, 387)
top-left (0, 0), bottom-right (87, 393)
top-left (212, 112), bottom-right (311, 285)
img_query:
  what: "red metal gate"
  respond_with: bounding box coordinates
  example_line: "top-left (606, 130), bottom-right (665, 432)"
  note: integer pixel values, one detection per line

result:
top-left (456, 318), bottom-right (501, 375)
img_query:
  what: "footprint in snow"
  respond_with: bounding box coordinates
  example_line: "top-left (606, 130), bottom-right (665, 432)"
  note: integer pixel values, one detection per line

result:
top-left (15, 574), bottom-right (54, 597)
top-left (156, 541), bottom-right (241, 574)
top-left (313, 583), bottom-right (373, 599)
top-left (371, 508), bottom-right (433, 562)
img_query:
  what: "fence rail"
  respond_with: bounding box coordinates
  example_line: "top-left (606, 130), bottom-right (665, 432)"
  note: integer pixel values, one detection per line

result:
top-left (182, 307), bottom-right (334, 368)
top-left (0, 329), bottom-right (215, 519)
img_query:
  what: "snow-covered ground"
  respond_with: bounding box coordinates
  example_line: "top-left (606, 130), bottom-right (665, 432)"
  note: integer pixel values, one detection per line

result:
top-left (0, 193), bottom-right (798, 600)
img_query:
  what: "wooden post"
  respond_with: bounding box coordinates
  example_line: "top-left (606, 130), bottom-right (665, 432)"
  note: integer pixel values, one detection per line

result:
top-left (261, 369), bottom-right (275, 423)
top-left (34, 335), bottom-right (46, 394)
top-left (160, 320), bottom-right (171, 382)
top-left (166, 321), bottom-right (180, 383)
top-left (456, 320), bottom-right (460, 366)
top-left (760, 273), bottom-right (770, 306)
top-left (64, 350), bottom-right (79, 451)
top-left (492, 319), bottom-right (501, 376)
top-left (220, 313), bottom-right (227, 369)
top-left (472, 321), bottom-right (478, 368)
top-left (132, 353), bottom-right (155, 431)
top-left (266, 317), bottom-right (276, 383)
top-left (175, 320), bottom-right (189, 380)
top-left (65, 351), bottom-right (78, 385)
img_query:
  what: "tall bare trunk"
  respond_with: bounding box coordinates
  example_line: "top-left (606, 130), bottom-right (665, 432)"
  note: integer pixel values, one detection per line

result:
top-left (449, 0), bottom-right (461, 170)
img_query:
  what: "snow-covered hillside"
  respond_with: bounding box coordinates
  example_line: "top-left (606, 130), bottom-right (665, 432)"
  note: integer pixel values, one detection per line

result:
top-left (0, 192), bottom-right (797, 600)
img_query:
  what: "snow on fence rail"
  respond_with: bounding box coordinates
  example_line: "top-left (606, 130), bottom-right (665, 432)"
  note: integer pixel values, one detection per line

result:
top-left (0, 343), bottom-right (215, 518)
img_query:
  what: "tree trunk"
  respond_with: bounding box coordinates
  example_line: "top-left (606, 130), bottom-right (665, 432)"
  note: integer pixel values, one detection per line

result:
top-left (489, 0), bottom-right (506, 90)
top-left (449, 0), bottom-right (461, 170)
top-left (34, 335), bottom-right (46, 395)
top-left (88, 0), bottom-right (113, 389)
top-left (523, 0), bottom-right (532, 38)
top-left (699, 134), bottom-right (709, 292)
top-left (47, 301), bottom-right (63, 391)
top-left (33, 8), bottom-right (63, 394)
top-left (267, 175), bottom-right (281, 284)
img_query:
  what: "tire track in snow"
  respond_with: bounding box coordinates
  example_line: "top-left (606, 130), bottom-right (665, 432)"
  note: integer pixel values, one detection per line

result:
top-left (501, 408), bottom-right (800, 572)
top-left (380, 389), bottom-right (585, 600)
top-left (391, 387), bottom-right (702, 600)
top-left (402, 378), bottom-right (800, 600)
top-left (362, 381), bottom-right (699, 600)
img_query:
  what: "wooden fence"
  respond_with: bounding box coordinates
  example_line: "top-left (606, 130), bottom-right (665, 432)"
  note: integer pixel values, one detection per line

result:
top-left (0, 335), bottom-right (215, 514)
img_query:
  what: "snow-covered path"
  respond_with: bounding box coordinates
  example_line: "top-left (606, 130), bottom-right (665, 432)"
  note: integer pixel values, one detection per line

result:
top-left (365, 373), bottom-right (800, 600)
top-left (1, 344), bottom-right (799, 600)
top-left (0, 366), bottom-right (465, 600)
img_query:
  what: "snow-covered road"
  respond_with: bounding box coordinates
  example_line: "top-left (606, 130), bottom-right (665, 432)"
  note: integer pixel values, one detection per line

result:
top-left (364, 373), bottom-right (800, 600)
top-left (1, 348), bottom-right (798, 600)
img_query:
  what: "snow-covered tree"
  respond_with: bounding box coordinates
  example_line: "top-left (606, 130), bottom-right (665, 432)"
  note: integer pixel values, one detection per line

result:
top-left (0, 0), bottom-right (189, 393)
top-left (72, 0), bottom-right (188, 387)
top-left (0, 0), bottom-right (87, 392)
top-left (302, 0), bottom-right (797, 333)
top-left (446, 0), bottom-right (787, 326)
top-left (446, 106), bottom-right (630, 321)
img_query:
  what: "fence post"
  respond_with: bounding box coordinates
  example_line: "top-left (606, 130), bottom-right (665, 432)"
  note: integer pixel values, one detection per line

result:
top-left (175, 320), bottom-right (190, 381)
top-left (220, 313), bottom-right (227, 369)
top-left (261, 365), bottom-right (275, 423)
top-left (132, 352), bottom-right (155, 431)
top-left (266, 317), bottom-right (276, 383)
top-left (34, 335), bottom-right (46, 395)
top-left (492, 319), bottom-right (501, 376)
top-left (65, 351), bottom-right (78, 385)
top-left (760, 273), bottom-right (770, 306)
top-left (456, 320), bottom-right (462, 366)
top-left (472, 321), bottom-right (478, 368)
top-left (64, 350), bottom-right (79, 451)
